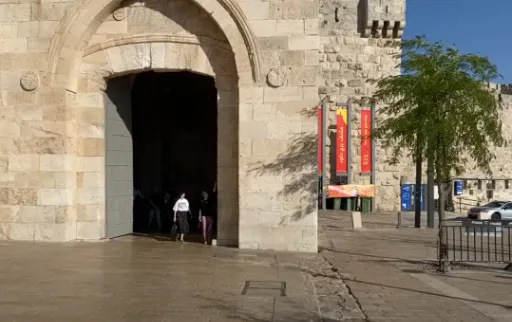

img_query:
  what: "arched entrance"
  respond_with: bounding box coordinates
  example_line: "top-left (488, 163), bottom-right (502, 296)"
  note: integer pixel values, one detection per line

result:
top-left (52, 0), bottom-right (253, 246)
top-left (105, 70), bottom-right (218, 240)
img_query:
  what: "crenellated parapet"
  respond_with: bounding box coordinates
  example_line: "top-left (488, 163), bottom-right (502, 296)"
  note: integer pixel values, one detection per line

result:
top-left (499, 84), bottom-right (512, 95)
top-left (362, 0), bottom-right (406, 39)
top-left (486, 82), bottom-right (512, 95)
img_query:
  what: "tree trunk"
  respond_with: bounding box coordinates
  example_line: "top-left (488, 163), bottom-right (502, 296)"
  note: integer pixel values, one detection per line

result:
top-left (426, 156), bottom-right (435, 228)
top-left (414, 153), bottom-right (422, 228)
top-left (437, 181), bottom-right (452, 272)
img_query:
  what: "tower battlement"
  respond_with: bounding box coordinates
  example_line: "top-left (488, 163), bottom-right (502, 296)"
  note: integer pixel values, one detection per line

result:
top-left (362, 0), bottom-right (406, 39)
top-left (486, 82), bottom-right (512, 95)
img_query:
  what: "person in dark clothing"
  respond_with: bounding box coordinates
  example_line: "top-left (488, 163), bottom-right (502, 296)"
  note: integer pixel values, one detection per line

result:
top-left (134, 188), bottom-right (159, 232)
top-left (150, 188), bottom-right (163, 208)
top-left (211, 182), bottom-right (217, 206)
top-left (199, 191), bottom-right (215, 245)
top-left (147, 188), bottom-right (163, 231)
top-left (133, 188), bottom-right (147, 231)
top-left (161, 192), bottom-right (173, 232)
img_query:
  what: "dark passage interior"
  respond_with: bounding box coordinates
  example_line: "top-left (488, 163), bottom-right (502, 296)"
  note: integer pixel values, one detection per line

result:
top-left (131, 71), bottom-right (217, 235)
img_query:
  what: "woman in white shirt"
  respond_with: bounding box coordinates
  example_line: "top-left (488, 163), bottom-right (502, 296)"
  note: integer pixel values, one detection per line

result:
top-left (173, 192), bottom-right (190, 242)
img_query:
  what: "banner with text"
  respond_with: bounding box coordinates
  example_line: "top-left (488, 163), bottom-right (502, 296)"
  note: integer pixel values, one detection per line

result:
top-left (360, 109), bottom-right (372, 174)
top-left (336, 108), bottom-right (348, 174)
top-left (328, 184), bottom-right (376, 198)
top-left (318, 108), bottom-right (322, 174)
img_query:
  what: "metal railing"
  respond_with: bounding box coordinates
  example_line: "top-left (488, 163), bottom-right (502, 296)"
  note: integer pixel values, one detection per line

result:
top-left (454, 197), bottom-right (481, 213)
top-left (439, 219), bottom-right (512, 264)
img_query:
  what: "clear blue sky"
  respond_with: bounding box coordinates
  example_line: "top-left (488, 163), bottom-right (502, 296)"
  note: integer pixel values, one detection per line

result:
top-left (405, 0), bottom-right (511, 82)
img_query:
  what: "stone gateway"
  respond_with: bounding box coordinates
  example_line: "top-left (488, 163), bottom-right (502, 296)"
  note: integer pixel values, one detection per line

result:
top-left (0, 0), bottom-right (407, 252)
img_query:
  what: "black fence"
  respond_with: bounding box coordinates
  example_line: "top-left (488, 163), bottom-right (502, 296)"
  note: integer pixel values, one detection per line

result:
top-left (454, 197), bottom-right (481, 213)
top-left (439, 219), bottom-right (512, 264)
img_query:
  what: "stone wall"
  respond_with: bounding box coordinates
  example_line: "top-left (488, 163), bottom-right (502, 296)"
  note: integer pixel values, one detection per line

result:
top-left (318, 0), bottom-right (512, 213)
top-left (454, 83), bottom-right (512, 211)
top-left (237, 0), bottom-right (319, 251)
top-left (0, 0), bottom-right (77, 241)
top-left (319, 0), bottom-right (407, 211)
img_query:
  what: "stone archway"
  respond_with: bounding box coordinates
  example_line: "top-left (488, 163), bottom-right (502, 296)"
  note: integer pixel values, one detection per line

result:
top-left (64, 0), bottom-right (244, 246)
top-left (47, 0), bottom-right (261, 92)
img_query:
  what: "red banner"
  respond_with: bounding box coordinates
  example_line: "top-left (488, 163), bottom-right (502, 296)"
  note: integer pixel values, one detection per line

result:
top-left (336, 109), bottom-right (348, 174)
top-left (361, 109), bottom-right (372, 174)
top-left (318, 108), bottom-right (322, 174)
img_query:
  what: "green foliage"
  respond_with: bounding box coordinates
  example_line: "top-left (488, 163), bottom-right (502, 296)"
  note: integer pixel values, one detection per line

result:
top-left (372, 36), bottom-right (504, 181)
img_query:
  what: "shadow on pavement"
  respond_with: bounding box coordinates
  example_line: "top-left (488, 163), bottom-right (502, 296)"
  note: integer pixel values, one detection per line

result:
top-left (320, 248), bottom-right (508, 272)
top-left (495, 275), bottom-right (512, 280)
top-left (344, 278), bottom-right (512, 310)
top-left (131, 232), bottom-right (208, 244)
top-left (340, 235), bottom-right (437, 247)
top-left (318, 248), bottom-right (438, 266)
top-left (424, 272), bottom-right (512, 285)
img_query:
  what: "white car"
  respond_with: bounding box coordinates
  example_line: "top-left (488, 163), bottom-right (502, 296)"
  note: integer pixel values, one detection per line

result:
top-left (467, 201), bottom-right (512, 220)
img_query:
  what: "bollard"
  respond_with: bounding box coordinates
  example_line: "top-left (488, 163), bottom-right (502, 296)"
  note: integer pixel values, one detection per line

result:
top-left (351, 211), bottom-right (362, 229)
top-left (397, 211), bottom-right (402, 228)
top-left (211, 239), bottom-right (217, 246)
top-left (438, 259), bottom-right (451, 273)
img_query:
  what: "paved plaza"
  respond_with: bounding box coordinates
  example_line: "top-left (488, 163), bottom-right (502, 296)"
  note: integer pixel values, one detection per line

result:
top-left (0, 235), bottom-right (362, 322)
top-left (319, 211), bottom-right (512, 322)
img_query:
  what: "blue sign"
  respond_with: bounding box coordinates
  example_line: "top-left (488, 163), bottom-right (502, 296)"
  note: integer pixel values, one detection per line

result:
top-left (401, 184), bottom-right (427, 211)
top-left (454, 180), bottom-right (463, 196)
top-left (401, 184), bottom-right (412, 211)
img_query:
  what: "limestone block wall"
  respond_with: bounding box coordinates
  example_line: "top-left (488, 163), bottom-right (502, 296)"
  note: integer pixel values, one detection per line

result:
top-left (454, 84), bottom-right (512, 210)
top-left (0, 0), bottom-right (77, 240)
top-left (319, 0), bottom-right (408, 211)
top-left (455, 178), bottom-right (512, 212)
top-left (87, 1), bottom-right (226, 46)
top-left (458, 84), bottom-right (512, 178)
top-left (237, 0), bottom-right (319, 251)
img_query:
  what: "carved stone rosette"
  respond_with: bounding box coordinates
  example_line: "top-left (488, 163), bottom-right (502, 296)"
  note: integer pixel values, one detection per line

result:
top-left (266, 68), bottom-right (287, 88)
top-left (113, 8), bottom-right (125, 21)
top-left (20, 71), bottom-right (39, 91)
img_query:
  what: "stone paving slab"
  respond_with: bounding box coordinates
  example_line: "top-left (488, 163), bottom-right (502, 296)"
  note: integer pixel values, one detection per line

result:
top-left (0, 235), bottom-right (362, 322)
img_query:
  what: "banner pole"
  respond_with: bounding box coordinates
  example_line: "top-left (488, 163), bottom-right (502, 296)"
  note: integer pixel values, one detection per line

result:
top-left (347, 99), bottom-right (352, 211)
top-left (321, 96), bottom-right (328, 210)
top-left (371, 101), bottom-right (376, 212)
